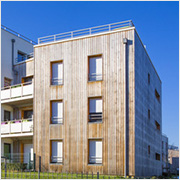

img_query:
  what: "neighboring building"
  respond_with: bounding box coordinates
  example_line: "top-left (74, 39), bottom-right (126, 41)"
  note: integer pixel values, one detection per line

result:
top-left (162, 134), bottom-right (168, 174)
top-left (1, 20), bottom-right (162, 177)
top-left (168, 145), bottom-right (179, 174)
top-left (1, 25), bottom-right (35, 164)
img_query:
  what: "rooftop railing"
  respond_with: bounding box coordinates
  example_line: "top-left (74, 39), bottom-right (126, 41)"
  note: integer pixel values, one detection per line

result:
top-left (38, 20), bottom-right (134, 44)
top-left (1, 25), bottom-right (37, 45)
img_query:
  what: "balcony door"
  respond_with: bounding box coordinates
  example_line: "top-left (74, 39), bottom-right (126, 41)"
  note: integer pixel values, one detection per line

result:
top-left (4, 143), bottom-right (11, 159)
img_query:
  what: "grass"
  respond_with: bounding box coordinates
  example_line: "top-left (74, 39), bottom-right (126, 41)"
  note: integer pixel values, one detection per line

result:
top-left (1, 170), bottom-right (126, 179)
top-left (1, 170), bottom-right (178, 179)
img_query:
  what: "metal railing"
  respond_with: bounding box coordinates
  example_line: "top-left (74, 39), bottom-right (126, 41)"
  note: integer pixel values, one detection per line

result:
top-left (89, 157), bottom-right (102, 164)
top-left (51, 78), bottom-right (63, 85)
top-left (1, 25), bottom-right (37, 45)
top-left (51, 156), bottom-right (63, 163)
top-left (15, 52), bottom-right (34, 63)
top-left (89, 112), bottom-right (102, 122)
top-left (51, 117), bottom-right (63, 124)
top-left (38, 20), bottom-right (134, 44)
top-left (89, 73), bottom-right (102, 81)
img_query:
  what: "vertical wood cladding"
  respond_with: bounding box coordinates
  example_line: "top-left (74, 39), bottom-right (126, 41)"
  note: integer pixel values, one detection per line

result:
top-left (34, 29), bottom-right (136, 175)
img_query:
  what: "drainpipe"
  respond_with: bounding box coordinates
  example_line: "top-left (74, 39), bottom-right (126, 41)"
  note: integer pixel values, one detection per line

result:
top-left (123, 38), bottom-right (128, 178)
top-left (11, 39), bottom-right (18, 77)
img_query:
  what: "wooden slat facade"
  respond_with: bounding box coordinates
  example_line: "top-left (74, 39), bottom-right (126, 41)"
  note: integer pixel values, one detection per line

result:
top-left (33, 27), bottom-right (161, 176)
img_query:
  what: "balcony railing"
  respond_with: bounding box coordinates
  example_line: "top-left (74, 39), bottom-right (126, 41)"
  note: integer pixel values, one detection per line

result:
top-left (1, 118), bottom-right (33, 135)
top-left (88, 73), bottom-right (102, 81)
top-left (1, 81), bottom-right (33, 102)
top-left (51, 117), bottom-right (63, 124)
top-left (51, 78), bottom-right (63, 85)
top-left (51, 156), bottom-right (63, 163)
top-left (15, 52), bottom-right (34, 63)
top-left (89, 156), bottom-right (102, 164)
top-left (38, 20), bottom-right (134, 44)
top-left (89, 112), bottom-right (102, 123)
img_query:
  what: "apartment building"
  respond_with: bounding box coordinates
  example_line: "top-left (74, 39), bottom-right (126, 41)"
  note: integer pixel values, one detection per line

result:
top-left (33, 20), bottom-right (162, 177)
top-left (162, 134), bottom-right (168, 174)
top-left (1, 20), bottom-right (162, 176)
top-left (168, 145), bottom-right (179, 174)
top-left (1, 25), bottom-right (35, 164)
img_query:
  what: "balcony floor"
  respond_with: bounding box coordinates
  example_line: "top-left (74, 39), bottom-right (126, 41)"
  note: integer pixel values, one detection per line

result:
top-left (1, 96), bottom-right (33, 105)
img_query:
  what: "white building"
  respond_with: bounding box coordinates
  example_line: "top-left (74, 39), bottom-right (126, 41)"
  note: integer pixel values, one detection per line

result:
top-left (1, 25), bottom-right (35, 164)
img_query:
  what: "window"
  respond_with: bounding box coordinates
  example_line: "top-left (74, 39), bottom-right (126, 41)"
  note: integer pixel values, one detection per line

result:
top-left (17, 51), bottom-right (26, 62)
top-left (88, 55), bottom-right (102, 81)
top-left (156, 153), bottom-right (160, 161)
top-left (89, 140), bottom-right (102, 164)
top-left (22, 76), bottom-right (33, 84)
top-left (148, 109), bottom-right (150, 120)
top-left (162, 141), bottom-right (164, 149)
top-left (4, 110), bottom-right (10, 121)
top-left (88, 98), bottom-right (102, 123)
top-left (51, 61), bottom-right (63, 85)
top-left (51, 141), bottom-right (63, 163)
top-left (4, 143), bottom-right (11, 159)
top-left (155, 121), bottom-right (160, 131)
top-left (148, 73), bottom-right (150, 84)
top-left (4, 77), bottom-right (11, 87)
top-left (51, 101), bottom-right (63, 124)
top-left (148, 145), bottom-right (150, 155)
top-left (23, 110), bottom-right (33, 119)
top-left (155, 89), bottom-right (160, 102)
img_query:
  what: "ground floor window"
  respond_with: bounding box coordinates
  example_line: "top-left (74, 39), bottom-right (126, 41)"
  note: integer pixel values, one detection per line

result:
top-left (51, 140), bottom-right (63, 163)
top-left (4, 143), bottom-right (11, 159)
top-left (88, 139), bottom-right (102, 165)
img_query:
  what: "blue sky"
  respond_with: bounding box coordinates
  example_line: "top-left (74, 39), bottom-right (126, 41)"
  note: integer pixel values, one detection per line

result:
top-left (2, 1), bottom-right (179, 147)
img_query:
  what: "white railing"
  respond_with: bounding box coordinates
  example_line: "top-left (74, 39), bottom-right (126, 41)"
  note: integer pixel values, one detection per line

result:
top-left (1, 118), bottom-right (33, 135)
top-left (38, 20), bottom-right (134, 44)
top-left (1, 81), bottom-right (33, 101)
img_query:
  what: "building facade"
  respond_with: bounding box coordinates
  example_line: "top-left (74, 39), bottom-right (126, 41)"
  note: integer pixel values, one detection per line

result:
top-left (1, 25), bottom-right (35, 164)
top-left (168, 145), bottom-right (179, 174)
top-left (33, 21), bottom-right (162, 176)
top-left (162, 135), bottom-right (168, 174)
top-left (1, 21), bottom-right (162, 176)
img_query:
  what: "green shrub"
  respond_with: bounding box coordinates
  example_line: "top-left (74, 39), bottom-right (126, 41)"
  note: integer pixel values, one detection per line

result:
top-left (1, 162), bottom-right (27, 171)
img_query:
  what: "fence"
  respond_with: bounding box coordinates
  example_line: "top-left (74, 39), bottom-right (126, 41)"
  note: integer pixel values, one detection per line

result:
top-left (1, 155), bottom-right (125, 179)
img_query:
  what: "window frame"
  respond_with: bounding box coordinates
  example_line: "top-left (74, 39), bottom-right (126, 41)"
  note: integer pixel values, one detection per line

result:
top-left (50, 139), bottom-right (64, 164)
top-left (148, 73), bottom-right (150, 85)
top-left (4, 110), bottom-right (11, 121)
top-left (88, 54), bottom-right (103, 82)
top-left (88, 138), bottom-right (103, 166)
top-left (4, 77), bottom-right (12, 87)
top-left (50, 60), bottom-right (64, 86)
top-left (148, 109), bottom-right (150, 120)
top-left (155, 120), bottom-right (160, 131)
top-left (50, 100), bottom-right (64, 125)
top-left (88, 96), bottom-right (103, 124)
top-left (148, 145), bottom-right (150, 156)
top-left (155, 153), bottom-right (160, 161)
top-left (155, 89), bottom-right (160, 103)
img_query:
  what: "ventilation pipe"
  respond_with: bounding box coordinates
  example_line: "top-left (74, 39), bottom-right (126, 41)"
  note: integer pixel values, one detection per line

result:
top-left (123, 37), bottom-right (128, 178)
top-left (11, 39), bottom-right (18, 75)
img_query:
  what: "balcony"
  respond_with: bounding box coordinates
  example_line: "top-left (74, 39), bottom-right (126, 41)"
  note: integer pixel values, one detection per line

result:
top-left (1, 118), bottom-right (33, 138)
top-left (1, 82), bottom-right (33, 104)
top-left (16, 52), bottom-right (34, 64)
